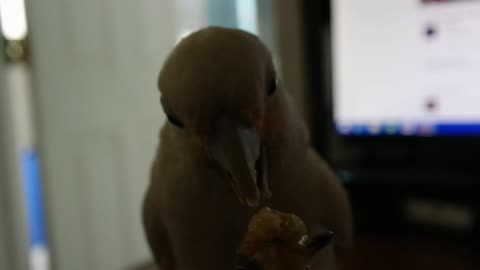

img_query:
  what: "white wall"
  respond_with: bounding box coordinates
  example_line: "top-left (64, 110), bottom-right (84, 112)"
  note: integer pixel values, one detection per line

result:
top-left (26, 0), bottom-right (194, 269)
top-left (0, 37), bottom-right (8, 270)
top-left (0, 47), bottom-right (13, 270)
top-left (0, 43), bottom-right (32, 270)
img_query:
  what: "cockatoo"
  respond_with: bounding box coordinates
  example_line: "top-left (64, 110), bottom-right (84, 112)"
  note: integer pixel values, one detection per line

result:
top-left (142, 26), bottom-right (352, 270)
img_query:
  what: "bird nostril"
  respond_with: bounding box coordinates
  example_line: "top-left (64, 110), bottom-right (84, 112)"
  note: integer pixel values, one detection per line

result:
top-left (225, 170), bottom-right (234, 180)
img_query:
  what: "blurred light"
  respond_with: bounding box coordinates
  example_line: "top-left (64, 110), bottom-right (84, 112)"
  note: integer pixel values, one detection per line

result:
top-left (235, 0), bottom-right (258, 35)
top-left (0, 0), bottom-right (28, 40)
top-left (404, 199), bottom-right (474, 231)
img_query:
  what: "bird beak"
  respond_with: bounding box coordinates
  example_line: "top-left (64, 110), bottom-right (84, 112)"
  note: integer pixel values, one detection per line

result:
top-left (210, 119), bottom-right (271, 208)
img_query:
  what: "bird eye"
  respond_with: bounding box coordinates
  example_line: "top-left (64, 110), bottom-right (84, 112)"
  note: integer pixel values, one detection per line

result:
top-left (161, 97), bottom-right (184, 128)
top-left (166, 113), bottom-right (184, 128)
top-left (267, 76), bottom-right (278, 96)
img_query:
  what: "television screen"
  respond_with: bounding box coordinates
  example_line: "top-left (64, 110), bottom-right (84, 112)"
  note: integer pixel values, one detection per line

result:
top-left (332, 0), bottom-right (480, 136)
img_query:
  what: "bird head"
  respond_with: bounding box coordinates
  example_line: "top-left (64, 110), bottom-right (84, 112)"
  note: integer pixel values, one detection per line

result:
top-left (158, 27), bottom-right (279, 207)
top-left (235, 207), bottom-right (334, 270)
